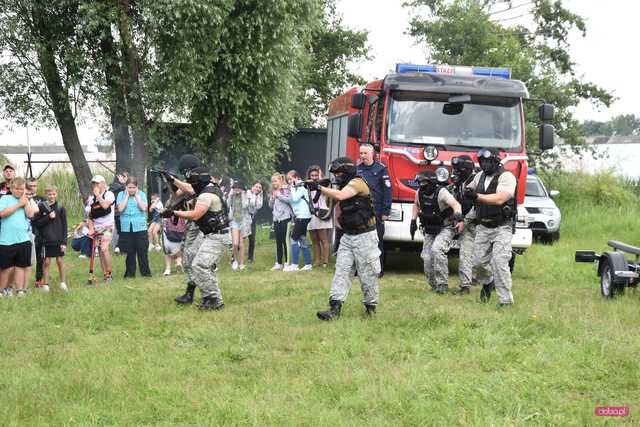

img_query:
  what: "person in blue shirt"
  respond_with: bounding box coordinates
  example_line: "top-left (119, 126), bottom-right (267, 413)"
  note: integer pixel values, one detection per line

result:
top-left (284, 170), bottom-right (313, 272)
top-left (0, 177), bottom-right (37, 297)
top-left (116, 176), bottom-right (151, 278)
top-left (357, 144), bottom-right (392, 277)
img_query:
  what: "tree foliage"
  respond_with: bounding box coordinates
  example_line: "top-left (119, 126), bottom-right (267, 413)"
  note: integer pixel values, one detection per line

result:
top-left (404, 0), bottom-right (614, 155)
top-left (582, 115), bottom-right (640, 137)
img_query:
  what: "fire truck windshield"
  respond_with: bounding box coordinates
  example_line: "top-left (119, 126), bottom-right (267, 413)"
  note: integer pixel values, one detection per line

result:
top-left (387, 92), bottom-right (522, 150)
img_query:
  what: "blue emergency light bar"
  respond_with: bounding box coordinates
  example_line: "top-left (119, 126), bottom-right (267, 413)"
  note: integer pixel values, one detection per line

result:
top-left (396, 63), bottom-right (511, 79)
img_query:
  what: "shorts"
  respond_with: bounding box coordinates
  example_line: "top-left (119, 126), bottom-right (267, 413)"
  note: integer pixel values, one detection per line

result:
top-left (163, 233), bottom-right (182, 255)
top-left (44, 244), bottom-right (65, 258)
top-left (94, 227), bottom-right (113, 244)
top-left (291, 218), bottom-right (311, 241)
top-left (0, 241), bottom-right (33, 269)
top-left (230, 220), bottom-right (242, 230)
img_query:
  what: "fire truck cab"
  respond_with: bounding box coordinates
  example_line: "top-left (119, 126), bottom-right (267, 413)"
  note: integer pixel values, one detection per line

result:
top-left (325, 63), bottom-right (555, 258)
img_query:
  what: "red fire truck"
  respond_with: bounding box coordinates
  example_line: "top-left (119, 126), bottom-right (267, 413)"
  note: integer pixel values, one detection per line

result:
top-left (325, 63), bottom-right (555, 263)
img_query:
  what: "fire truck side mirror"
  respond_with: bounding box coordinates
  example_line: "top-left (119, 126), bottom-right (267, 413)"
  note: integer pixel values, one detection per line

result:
top-left (351, 93), bottom-right (366, 110)
top-left (539, 104), bottom-right (554, 121)
top-left (539, 124), bottom-right (555, 151)
top-left (348, 113), bottom-right (363, 139)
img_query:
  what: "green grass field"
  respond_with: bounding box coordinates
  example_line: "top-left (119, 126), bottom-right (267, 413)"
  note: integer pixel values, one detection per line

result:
top-left (2, 188), bottom-right (640, 425)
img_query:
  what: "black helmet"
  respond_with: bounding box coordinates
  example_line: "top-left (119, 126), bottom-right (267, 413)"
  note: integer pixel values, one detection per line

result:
top-left (329, 157), bottom-right (357, 187)
top-left (178, 154), bottom-right (201, 175)
top-left (476, 148), bottom-right (501, 175)
top-left (186, 166), bottom-right (211, 193)
top-left (414, 170), bottom-right (438, 187)
top-left (451, 155), bottom-right (474, 171)
top-left (329, 157), bottom-right (356, 175)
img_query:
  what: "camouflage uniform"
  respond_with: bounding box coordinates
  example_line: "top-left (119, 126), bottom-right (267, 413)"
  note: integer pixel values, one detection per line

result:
top-left (458, 219), bottom-right (477, 288)
top-left (330, 230), bottom-right (381, 305)
top-left (181, 221), bottom-right (203, 282)
top-left (191, 233), bottom-right (229, 299)
top-left (472, 224), bottom-right (514, 304)
top-left (420, 227), bottom-right (456, 290)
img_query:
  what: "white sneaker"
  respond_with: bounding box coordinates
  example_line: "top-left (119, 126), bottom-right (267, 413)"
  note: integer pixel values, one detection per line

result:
top-left (59, 282), bottom-right (68, 292)
top-left (79, 254), bottom-right (87, 259)
top-left (270, 263), bottom-right (283, 271)
top-left (300, 264), bottom-right (313, 272)
top-left (232, 261), bottom-right (238, 270)
top-left (285, 265), bottom-right (299, 272)
top-left (163, 269), bottom-right (171, 276)
top-left (239, 264), bottom-right (246, 270)
top-left (114, 247), bottom-right (120, 254)
top-left (41, 284), bottom-right (50, 292)
top-left (148, 245), bottom-right (154, 252)
top-left (155, 244), bottom-right (162, 252)
top-left (17, 290), bottom-right (27, 297)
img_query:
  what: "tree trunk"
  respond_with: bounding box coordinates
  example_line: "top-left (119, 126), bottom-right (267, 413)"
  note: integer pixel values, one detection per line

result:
top-left (117, 0), bottom-right (148, 184)
top-left (32, 8), bottom-right (92, 197)
top-left (210, 116), bottom-right (233, 174)
top-left (99, 29), bottom-right (132, 174)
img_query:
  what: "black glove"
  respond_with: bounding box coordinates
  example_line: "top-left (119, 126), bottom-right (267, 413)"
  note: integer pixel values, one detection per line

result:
top-left (463, 188), bottom-right (478, 201)
top-left (410, 219), bottom-right (418, 241)
top-left (453, 212), bottom-right (464, 224)
top-left (304, 180), bottom-right (319, 191)
top-left (161, 208), bottom-right (174, 218)
top-left (318, 178), bottom-right (331, 188)
top-left (162, 171), bottom-right (175, 184)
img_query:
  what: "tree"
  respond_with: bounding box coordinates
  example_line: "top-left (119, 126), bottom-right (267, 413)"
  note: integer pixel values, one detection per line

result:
top-left (404, 0), bottom-right (614, 155)
top-left (0, 0), bottom-right (94, 196)
top-left (582, 115), bottom-right (640, 137)
top-left (298, 0), bottom-right (369, 127)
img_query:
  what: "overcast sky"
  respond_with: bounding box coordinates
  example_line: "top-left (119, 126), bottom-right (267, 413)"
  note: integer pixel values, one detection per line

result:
top-left (336, 0), bottom-right (639, 122)
top-left (2, 1), bottom-right (637, 147)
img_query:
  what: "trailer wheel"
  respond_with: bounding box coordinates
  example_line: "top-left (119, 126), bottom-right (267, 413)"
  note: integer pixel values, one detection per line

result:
top-left (599, 252), bottom-right (627, 298)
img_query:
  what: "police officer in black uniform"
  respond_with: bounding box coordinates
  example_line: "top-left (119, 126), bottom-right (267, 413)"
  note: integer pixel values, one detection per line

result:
top-left (357, 144), bottom-right (392, 276)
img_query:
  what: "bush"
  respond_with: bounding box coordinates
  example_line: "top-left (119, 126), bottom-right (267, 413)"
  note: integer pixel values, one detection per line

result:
top-left (538, 170), bottom-right (639, 208)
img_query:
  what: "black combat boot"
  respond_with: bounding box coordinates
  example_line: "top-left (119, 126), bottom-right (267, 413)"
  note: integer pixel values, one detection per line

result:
top-left (364, 304), bottom-right (376, 316)
top-left (453, 286), bottom-right (470, 295)
top-left (175, 283), bottom-right (196, 305)
top-left (435, 284), bottom-right (448, 294)
top-left (317, 299), bottom-right (342, 321)
top-left (199, 295), bottom-right (225, 311)
top-left (480, 282), bottom-right (495, 303)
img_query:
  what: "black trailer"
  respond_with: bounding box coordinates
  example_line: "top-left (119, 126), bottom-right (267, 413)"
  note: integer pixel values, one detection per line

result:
top-left (575, 240), bottom-right (640, 297)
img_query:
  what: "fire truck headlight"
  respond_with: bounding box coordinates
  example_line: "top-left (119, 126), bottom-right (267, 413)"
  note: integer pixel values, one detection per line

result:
top-left (435, 167), bottom-right (450, 183)
top-left (423, 146), bottom-right (439, 161)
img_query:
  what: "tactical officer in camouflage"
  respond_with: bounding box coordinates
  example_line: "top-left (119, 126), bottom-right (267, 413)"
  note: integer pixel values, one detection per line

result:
top-left (313, 157), bottom-right (380, 320)
top-left (450, 155), bottom-right (477, 294)
top-left (164, 165), bottom-right (230, 310)
top-left (464, 148), bottom-right (517, 307)
top-left (410, 170), bottom-right (463, 294)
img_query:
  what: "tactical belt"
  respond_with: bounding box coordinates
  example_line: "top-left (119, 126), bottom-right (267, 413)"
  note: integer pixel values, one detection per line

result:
top-left (343, 225), bottom-right (376, 236)
top-left (204, 228), bottom-right (229, 235)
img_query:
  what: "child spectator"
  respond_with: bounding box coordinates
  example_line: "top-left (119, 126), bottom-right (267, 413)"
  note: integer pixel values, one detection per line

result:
top-left (0, 164), bottom-right (15, 196)
top-left (306, 166), bottom-right (333, 268)
top-left (284, 170), bottom-right (312, 272)
top-left (148, 193), bottom-right (163, 251)
top-left (32, 185), bottom-right (68, 292)
top-left (116, 176), bottom-right (151, 278)
top-left (268, 173), bottom-right (291, 270)
top-left (71, 220), bottom-right (92, 258)
top-left (0, 178), bottom-right (37, 297)
top-left (162, 216), bottom-right (186, 276)
top-left (85, 175), bottom-right (116, 283)
top-left (246, 181), bottom-right (264, 263)
top-left (227, 181), bottom-right (252, 270)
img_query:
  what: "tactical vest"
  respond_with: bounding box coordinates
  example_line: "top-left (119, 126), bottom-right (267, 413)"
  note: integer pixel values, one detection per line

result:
top-left (338, 177), bottom-right (376, 235)
top-left (195, 184), bottom-right (230, 235)
top-left (453, 174), bottom-right (476, 216)
top-left (475, 170), bottom-right (517, 228)
top-left (418, 186), bottom-right (453, 235)
top-left (89, 192), bottom-right (112, 220)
